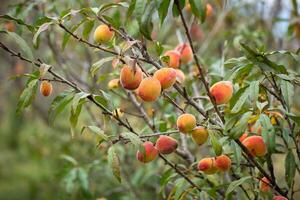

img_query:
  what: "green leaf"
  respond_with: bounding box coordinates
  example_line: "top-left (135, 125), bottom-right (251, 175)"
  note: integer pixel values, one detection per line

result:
top-left (93, 90), bottom-right (111, 108)
top-left (71, 92), bottom-right (89, 115)
top-left (225, 176), bottom-right (252, 198)
top-left (16, 78), bottom-right (38, 114)
top-left (259, 114), bottom-right (275, 153)
top-left (7, 31), bottom-right (34, 60)
top-left (99, 2), bottom-right (129, 13)
top-left (280, 80), bottom-right (294, 111)
top-left (90, 56), bottom-right (115, 77)
top-left (231, 87), bottom-right (249, 113)
top-left (139, 1), bottom-right (156, 40)
top-left (158, 0), bottom-right (171, 25)
top-left (64, 168), bottom-right (77, 193)
top-left (230, 111), bottom-right (252, 139)
top-left (60, 154), bottom-right (78, 166)
top-left (33, 22), bottom-right (53, 46)
top-left (286, 113), bottom-right (300, 125)
top-left (172, 0), bottom-right (185, 17)
top-left (107, 146), bottom-right (121, 183)
top-left (127, 0), bottom-right (136, 19)
top-left (133, 0), bottom-right (147, 20)
top-left (249, 81), bottom-right (260, 108)
top-left (70, 92), bottom-right (88, 137)
top-left (48, 90), bottom-right (74, 125)
top-left (121, 132), bottom-right (142, 148)
top-left (77, 168), bottom-right (89, 192)
top-left (285, 151), bottom-right (296, 187)
top-left (209, 130), bottom-right (222, 156)
top-left (62, 20), bottom-right (86, 50)
top-left (82, 19), bottom-right (94, 40)
top-left (0, 15), bottom-right (35, 32)
top-left (81, 126), bottom-right (109, 141)
top-left (189, 0), bottom-right (206, 22)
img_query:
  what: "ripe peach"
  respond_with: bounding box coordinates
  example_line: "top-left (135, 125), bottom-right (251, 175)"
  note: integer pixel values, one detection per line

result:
top-left (190, 22), bottom-right (203, 41)
top-left (175, 69), bottom-right (186, 83)
top-left (136, 141), bottom-right (158, 163)
top-left (273, 196), bottom-right (287, 200)
top-left (153, 68), bottom-right (177, 89)
top-left (209, 81), bottom-right (233, 105)
top-left (259, 177), bottom-right (270, 192)
top-left (120, 65), bottom-right (143, 90)
top-left (40, 81), bottom-right (53, 97)
top-left (191, 126), bottom-right (208, 145)
top-left (206, 3), bottom-right (213, 18)
top-left (242, 136), bottom-right (266, 157)
top-left (239, 133), bottom-right (248, 142)
top-left (137, 77), bottom-right (161, 102)
top-left (93, 24), bottom-right (114, 43)
top-left (177, 113), bottom-right (196, 133)
top-left (197, 158), bottom-right (218, 174)
top-left (5, 21), bottom-right (15, 32)
top-left (175, 43), bottom-right (193, 64)
top-left (215, 155), bottom-right (231, 171)
top-left (155, 135), bottom-right (178, 154)
top-left (108, 79), bottom-right (119, 89)
top-left (163, 50), bottom-right (181, 68)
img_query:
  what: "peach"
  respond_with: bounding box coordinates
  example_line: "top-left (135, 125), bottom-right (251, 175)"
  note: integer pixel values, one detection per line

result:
top-left (191, 126), bottom-right (208, 145)
top-left (5, 21), bottom-right (15, 32)
top-left (175, 69), bottom-right (186, 83)
top-left (175, 43), bottom-right (193, 64)
top-left (209, 81), bottom-right (233, 104)
top-left (120, 65), bottom-right (143, 90)
top-left (259, 177), bottom-right (270, 192)
top-left (153, 68), bottom-right (177, 89)
top-left (206, 3), bottom-right (213, 18)
top-left (93, 24), bottom-right (114, 43)
top-left (163, 50), bottom-right (181, 68)
top-left (136, 141), bottom-right (158, 163)
top-left (242, 136), bottom-right (267, 157)
top-left (108, 79), bottom-right (119, 89)
top-left (40, 81), bottom-right (53, 97)
top-left (137, 77), bottom-right (161, 102)
top-left (215, 155), bottom-right (231, 171)
top-left (273, 196), bottom-right (287, 200)
top-left (249, 125), bottom-right (262, 135)
top-left (190, 22), bottom-right (203, 41)
top-left (197, 158), bottom-right (218, 174)
top-left (177, 113), bottom-right (196, 133)
top-left (155, 135), bottom-right (178, 154)
top-left (239, 133), bottom-right (248, 142)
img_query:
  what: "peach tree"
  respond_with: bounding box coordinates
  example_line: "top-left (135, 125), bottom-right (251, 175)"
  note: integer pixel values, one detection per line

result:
top-left (1, 0), bottom-right (300, 199)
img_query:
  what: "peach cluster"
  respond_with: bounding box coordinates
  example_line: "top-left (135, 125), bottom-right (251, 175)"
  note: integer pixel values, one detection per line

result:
top-left (136, 135), bottom-right (178, 163)
top-left (198, 155), bottom-right (231, 174)
top-left (163, 43), bottom-right (193, 68)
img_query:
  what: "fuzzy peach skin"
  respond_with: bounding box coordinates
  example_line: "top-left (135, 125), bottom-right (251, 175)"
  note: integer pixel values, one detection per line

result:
top-left (215, 155), bottom-right (231, 171)
top-left (191, 126), bottom-right (208, 145)
top-left (40, 81), bottom-right (53, 97)
top-left (175, 43), bottom-right (193, 64)
top-left (93, 24), bottom-right (115, 43)
top-left (163, 50), bottom-right (181, 68)
top-left (176, 113), bottom-right (196, 133)
top-left (242, 136), bottom-right (267, 157)
top-left (137, 77), bottom-right (161, 102)
top-left (197, 158), bottom-right (218, 174)
top-left (175, 69), bottom-right (186, 84)
top-left (136, 141), bottom-right (158, 163)
top-left (209, 81), bottom-right (233, 104)
top-left (108, 79), bottom-right (119, 89)
top-left (120, 65), bottom-right (143, 90)
top-left (153, 68), bottom-right (177, 89)
top-left (259, 177), bottom-right (270, 192)
top-left (155, 135), bottom-right (178, 154)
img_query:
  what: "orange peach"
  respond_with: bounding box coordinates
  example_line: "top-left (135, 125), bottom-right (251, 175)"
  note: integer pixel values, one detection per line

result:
top-left (175, 43), bottom-right (193, 64)
top-left (242, 136), bottom-right (267, 157)
top-left (209, 81), bottom-right (233, 105)
top-left (137, 77), bottom-right (161, 102)
top-left (249, 125), bottom-right (262, 135)
top-left (120, 65), bottom-right (143, 90)
top-left (215, 155), bottom-right (231, 171)
top-left (155, 135), bottom-right (178, 154)
top-left (94, 24), bottom-right (114, 43)
top-left (5, 21), bottom-right (15, 32)
top-left (40, 81), bottom-right (53, 97)
top-left (259, 177), bottom-right (270, 192)
top-left (191, 126), bottom-right (208, 145)
top-left (136, 141), bottom-right (158, 163)
top-left (108, 79), bottom-right (119, 89)
top-left (206, 3), bottom-right (213, 18)
top-left (239, 133), bottom-right (248, 142)
top-left (177, 113), bottom-right (196, 133)
top-left (153, 68), bottom-right (177, 89)
top-left (163, 50), bottom-right (181, 68)
top-left (175, 69), bottom-right (186, 83)
top-left (198, 158), bottom-right (218, 174)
